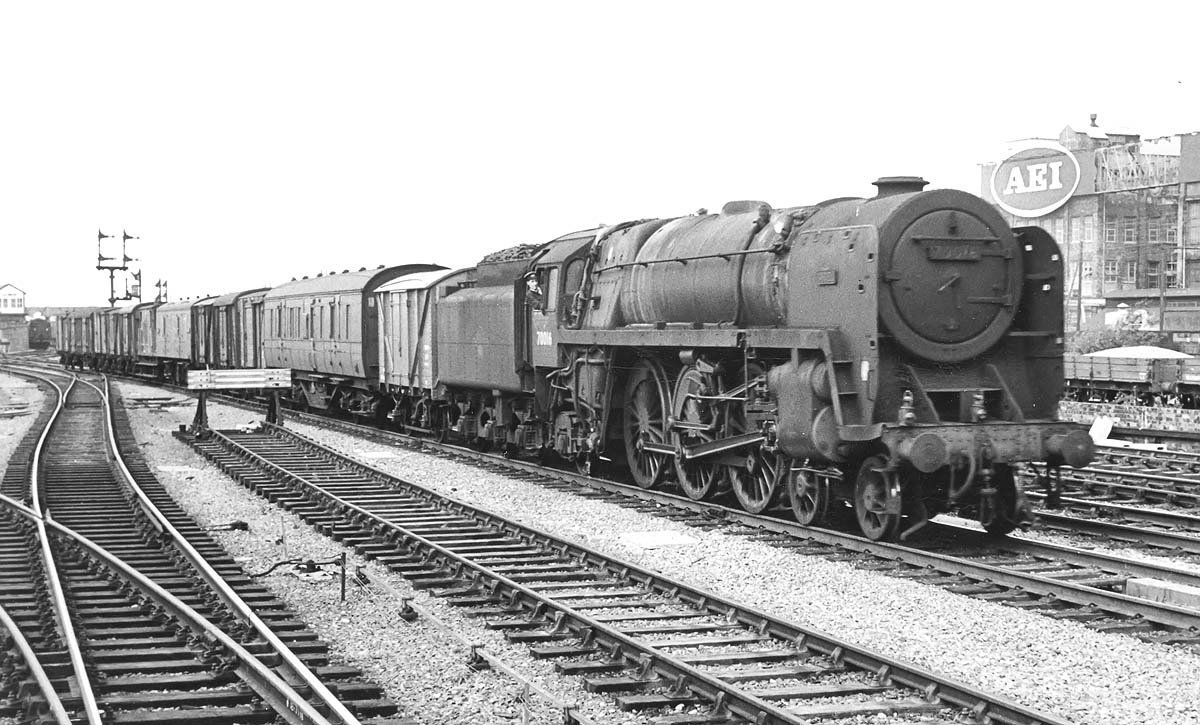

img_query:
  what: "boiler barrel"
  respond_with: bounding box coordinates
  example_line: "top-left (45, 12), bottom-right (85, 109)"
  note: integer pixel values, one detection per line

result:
top-left (618, 212), bottom-right (787, 327)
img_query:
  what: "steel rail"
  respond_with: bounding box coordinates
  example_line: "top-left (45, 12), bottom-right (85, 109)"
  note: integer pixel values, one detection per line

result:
top-left (26, 372), bottom-right (103, 725)
top-left (213, 424), bottom-right (1072, 725)
top-left (0, 603), bottom-right (72, 725)
top-left (207, 430), bottom-right (815, 725)
top-left (1098, 441), bottom-right (1200, 465)
top-left (1024, 490), bottom-right (1200, 531)
top-left (927, 519), bottom-right (1200, 587)
top-left (86, 376), bottom-right (363, 725)
top-left (336, 430), bottom-right (1200, 630)
top-left (1031, 507), bottom-right (1200, 554)
top-left (1058, 467), bottom-right (1200, 505)
top-left (0, 492), bottom-right (334, 725)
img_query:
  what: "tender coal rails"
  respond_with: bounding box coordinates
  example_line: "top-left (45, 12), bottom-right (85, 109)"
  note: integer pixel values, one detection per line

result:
top-left (56, 176), bottom-right (1092, 540)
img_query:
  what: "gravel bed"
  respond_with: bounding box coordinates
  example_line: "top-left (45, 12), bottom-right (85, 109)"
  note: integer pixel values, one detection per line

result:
top-left (0, 371), bottom-right (44, 469)
top-left (0, 374), bottom-right (44, 720)
top-left (116, 385), bottom-right (653, 725)
top-left (116, 382), bottom-right (1200, 725)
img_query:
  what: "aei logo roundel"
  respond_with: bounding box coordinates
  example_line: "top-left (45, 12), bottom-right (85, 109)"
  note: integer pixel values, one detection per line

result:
top-left (989, 140), bottom-right (1080, 218)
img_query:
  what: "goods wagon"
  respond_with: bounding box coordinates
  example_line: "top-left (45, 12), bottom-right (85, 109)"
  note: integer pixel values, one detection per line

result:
top-left (374, 268), bottom-right (472, 430)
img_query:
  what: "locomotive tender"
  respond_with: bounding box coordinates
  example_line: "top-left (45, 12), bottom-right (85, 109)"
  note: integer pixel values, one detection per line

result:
top-left (57, 176), bottom-right (1093, 540)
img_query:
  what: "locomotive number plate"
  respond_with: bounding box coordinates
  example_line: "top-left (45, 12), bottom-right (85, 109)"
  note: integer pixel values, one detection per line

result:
top-left (924, 243), bottom-right (981, 262)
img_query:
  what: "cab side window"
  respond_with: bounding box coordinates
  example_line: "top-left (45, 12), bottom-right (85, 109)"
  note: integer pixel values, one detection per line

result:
top-left (526, 268), bottom-right (559, 312)
top-left (561, 258), bottom-right (586, 326)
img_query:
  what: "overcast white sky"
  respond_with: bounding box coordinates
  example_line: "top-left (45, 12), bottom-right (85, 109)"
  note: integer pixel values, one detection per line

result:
top-left (3, 1), bottom-right (1198, 307)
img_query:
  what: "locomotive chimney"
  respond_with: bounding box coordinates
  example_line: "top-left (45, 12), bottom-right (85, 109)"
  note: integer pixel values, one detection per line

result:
top-left (872, 176), bottom-right (929, 197)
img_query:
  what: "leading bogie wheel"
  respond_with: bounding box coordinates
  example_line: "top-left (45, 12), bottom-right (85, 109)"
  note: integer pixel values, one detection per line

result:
top-left (786, 464), bottom-right (830, 526)
top-left (853, 455), bottom-right (903, 541)
top-left (622, 359), bottom-right (670, 489)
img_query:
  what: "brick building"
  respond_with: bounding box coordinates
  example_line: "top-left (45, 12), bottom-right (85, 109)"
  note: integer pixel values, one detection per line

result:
top-left (0, 284), bottom-right (28, 353)
top-left (979, 117), bottom-right (1200, 346)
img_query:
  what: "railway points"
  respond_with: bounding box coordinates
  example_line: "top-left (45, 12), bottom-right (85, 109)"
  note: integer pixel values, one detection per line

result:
top-left (0, 367), bottom-right (410, 724)
top-left (101, 379), bottom-right (1200, 724)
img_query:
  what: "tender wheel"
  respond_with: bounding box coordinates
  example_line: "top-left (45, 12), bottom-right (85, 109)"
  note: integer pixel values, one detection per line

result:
top-left (622, 358), bottom-right (670, 489)
top-left (786, 464), bottom-right (831, 526)
top-left (731, 449), bottom-right (784, 514)
top-left (434, 405), bottom-right (458, 443)
top-left (981, 464), bottom-right (1028, 536)
top-left (854, 455), bottom-right (902, 541)
top-left (672, 366), bottom-right (721, 501)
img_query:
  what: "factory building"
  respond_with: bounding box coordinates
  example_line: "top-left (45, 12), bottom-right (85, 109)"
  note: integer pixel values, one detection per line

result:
top-left (979, 117), bottom-right (1200, 350)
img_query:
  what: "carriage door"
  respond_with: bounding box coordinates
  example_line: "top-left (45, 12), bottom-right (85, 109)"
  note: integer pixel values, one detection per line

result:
top-left (530, 266), bottom-right (559, 368)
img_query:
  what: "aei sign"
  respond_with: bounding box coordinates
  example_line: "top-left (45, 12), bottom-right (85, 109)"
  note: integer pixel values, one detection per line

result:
top-left (989, 140), bottom-right (1080, 218)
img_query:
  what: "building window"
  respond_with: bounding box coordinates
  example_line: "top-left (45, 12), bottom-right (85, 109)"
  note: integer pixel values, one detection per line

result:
top-left (1105, 222), bottom-right (1118, 243)
top-left (1083, 217), bottom-right (1095, 241)
top-left (1168, 226), bottom-right (1178, 243)
top-left (1187, 202), bottom-right (1200, 245)
top-left (1149, 224), bottom-right (1159, 243)
top-left (1122, 261), bottom-right (1137, 283)
top-left (1147, 260), bottom-right (1161, 288)
top-left (1167, 259), bottom-right (1179, 287)
top-left (1123, 217), bottom-right (1137, 243)
top-left (1104, 260), bottom-right (1119, 283)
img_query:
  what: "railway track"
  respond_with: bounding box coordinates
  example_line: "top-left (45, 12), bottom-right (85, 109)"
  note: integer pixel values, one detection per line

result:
top-left (179, 422), bottom-right (1071, 725)
top-left (224, 411), bottom-right (1200, 645)
top-left (24, 363), bottom-right (1200, 640)
top-left (0, 367), bottom-right (411, 724)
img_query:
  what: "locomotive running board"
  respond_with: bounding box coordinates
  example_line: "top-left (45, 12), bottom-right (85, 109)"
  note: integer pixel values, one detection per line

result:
top-left (641, 431), bottom-right (764, 460)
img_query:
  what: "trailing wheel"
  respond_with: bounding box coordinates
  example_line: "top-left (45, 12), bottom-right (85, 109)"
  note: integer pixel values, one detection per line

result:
top-left (854, 455), bottom-right (902, 541)
top-left (786, 465), bottom-right (831, 526)
top-left (622, 358), bottom-right (670, 489)
top-left (672, 366), bottom-right (721, 501)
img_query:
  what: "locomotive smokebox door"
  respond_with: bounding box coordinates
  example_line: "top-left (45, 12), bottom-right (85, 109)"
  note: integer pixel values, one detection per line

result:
top-left (877, 190), bottom-right (1022, 364)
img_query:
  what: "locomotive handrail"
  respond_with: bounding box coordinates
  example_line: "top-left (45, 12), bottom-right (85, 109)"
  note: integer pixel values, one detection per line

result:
top-left (593, 245), bottom-right (786, 273)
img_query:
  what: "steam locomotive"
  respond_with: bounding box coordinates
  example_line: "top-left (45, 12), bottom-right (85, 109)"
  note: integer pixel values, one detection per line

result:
top-left (58, 176), bottom-right (1093, 540)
